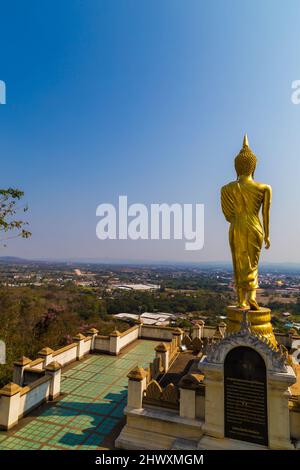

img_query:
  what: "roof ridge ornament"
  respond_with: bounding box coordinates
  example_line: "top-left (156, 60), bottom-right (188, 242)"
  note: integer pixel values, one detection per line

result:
top-left (204, 328), bottom-right (287, 372)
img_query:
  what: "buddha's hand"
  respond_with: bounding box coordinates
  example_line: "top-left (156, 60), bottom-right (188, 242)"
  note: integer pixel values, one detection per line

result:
top-left (264, 237), bottom-right (271, 249)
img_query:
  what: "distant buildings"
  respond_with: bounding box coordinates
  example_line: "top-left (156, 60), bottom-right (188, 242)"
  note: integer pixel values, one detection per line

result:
top-left (113, 311), bottom-right (175, 326)
top-left (112, 283), bottom-right (160, 291)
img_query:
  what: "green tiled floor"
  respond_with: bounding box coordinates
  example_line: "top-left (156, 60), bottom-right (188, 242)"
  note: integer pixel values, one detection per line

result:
top-left (0, 340), bottom-right (158, 450)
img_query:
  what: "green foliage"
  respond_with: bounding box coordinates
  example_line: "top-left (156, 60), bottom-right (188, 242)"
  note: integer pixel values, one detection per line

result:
top-left (105, 289), bottom-right (231, 316)
top-left (162, 275), bottom-right (230, 291)
top-left (0, 188), bottom-right (31, 245)
top-left (268, 297), bottom-right (300, 315)
top-left (175, 317), bottom-right (192, 328)
top-left (0, 286), bottom-right (127, 387)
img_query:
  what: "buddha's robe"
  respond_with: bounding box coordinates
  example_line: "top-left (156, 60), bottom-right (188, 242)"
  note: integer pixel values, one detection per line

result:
top-left (221, 181), bottom-right (264, 291)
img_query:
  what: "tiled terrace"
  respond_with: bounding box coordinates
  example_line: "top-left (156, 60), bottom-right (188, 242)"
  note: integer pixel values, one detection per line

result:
top-left (0, 340), bottom-right (159, 450)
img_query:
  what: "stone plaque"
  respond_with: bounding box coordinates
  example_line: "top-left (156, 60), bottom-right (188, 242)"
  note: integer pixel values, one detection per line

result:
top-left (224, 346), bottom-right (268, 446)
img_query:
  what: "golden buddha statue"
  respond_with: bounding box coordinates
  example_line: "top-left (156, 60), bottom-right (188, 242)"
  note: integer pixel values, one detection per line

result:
top-left (221, 135), bottom-right (277, 346)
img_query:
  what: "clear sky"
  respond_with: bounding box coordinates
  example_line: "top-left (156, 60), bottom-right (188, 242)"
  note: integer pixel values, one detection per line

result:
top-left (1, 0), bottom-right (300, 263)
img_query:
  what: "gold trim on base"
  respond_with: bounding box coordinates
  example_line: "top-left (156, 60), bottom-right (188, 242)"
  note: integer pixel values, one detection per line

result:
top-left (226, 306), bottom-right (277, 348)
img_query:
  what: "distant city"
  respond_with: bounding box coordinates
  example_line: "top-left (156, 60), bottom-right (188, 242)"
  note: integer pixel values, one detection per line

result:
top-left (0, 256), bottom-right (299, 333)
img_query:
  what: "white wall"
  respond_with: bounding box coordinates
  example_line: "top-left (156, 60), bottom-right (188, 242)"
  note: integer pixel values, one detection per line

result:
top-left (83, 338), bottom-right (92, 354)
top-left (52, 345), bottom-right (77, 366)
top-left (203, 326), bottom-right (216, 338)
top-left (94, 336), bottom-right (110, 352)
top-left (141, 326), bottom-right (173, 341)
top-left (19, 378), bottom-right (51, 417)
top-left (119, 327), bottom-right (139, 350)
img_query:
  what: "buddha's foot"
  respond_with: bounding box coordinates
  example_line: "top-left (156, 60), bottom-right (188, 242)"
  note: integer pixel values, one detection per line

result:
top-left (237, 302), bottom-right (249, 309)
top-left (249, 299), bottom-right (260, 310)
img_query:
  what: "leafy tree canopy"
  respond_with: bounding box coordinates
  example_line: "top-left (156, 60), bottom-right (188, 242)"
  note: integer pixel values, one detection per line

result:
top-left (0, 188), bottom-right (31, 245)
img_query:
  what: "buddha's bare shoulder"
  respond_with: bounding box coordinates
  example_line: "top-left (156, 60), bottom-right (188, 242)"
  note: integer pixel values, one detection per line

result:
top-left (252, 181), bottom-right (272, 192)
top-left (221, 181), bottom-right (237, 191)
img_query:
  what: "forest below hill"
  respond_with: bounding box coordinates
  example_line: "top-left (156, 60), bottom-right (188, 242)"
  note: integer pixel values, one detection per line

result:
top-left (0, 285), bottom-right (127, 387)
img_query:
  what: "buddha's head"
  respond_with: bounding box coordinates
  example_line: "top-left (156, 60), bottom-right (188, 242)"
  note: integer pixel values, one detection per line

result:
top-left (234, 134), bottom-right (257, 177)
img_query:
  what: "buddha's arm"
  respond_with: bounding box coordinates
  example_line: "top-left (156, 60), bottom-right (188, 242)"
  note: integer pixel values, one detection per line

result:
top-left (221, 186), bottom-right (233, 222)
top-left (262, 185), bottom-right (272, 249)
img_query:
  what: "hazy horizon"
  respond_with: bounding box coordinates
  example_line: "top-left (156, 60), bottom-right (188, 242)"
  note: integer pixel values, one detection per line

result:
top-left (2, 254), bottom-right (300, 269)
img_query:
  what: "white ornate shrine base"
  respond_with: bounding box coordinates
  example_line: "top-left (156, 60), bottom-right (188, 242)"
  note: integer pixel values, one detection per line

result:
top-left (199, 327), bottom-right (297, 450)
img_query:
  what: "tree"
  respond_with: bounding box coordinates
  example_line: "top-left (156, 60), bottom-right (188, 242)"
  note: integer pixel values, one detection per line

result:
top-left (0, 188), bottom-right (31, 245)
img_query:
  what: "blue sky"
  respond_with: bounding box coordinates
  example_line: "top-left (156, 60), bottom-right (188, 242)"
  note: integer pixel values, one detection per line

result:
top-left (0, 0), bottom-right (300, 262)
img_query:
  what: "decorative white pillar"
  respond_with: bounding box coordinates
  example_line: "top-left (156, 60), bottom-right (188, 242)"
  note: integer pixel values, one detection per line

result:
top-left (13, 356), bottom-right (31, 386)
top-left (127, 366), bottom-right (147, 410)
top-left (172, 328), bottom-right (183, 347)
top-left (0, 383), bottom-right (21, 430)
top-left (109, 330), bottom-right (121, 355)
top-left (268, 366), bottom-right (296, 450)
top-left (179, 372), bottom-right (204, 420)
top-left (45, 361), bottom-right (62, 400)
top-left (155, 343), bottom-right (169, 372)
top-left (180, 388), bottom-right (196, 419)
top-left (191, 324), bottom-right (201, 340)
top-left (200, 361), bottom-right (224, 438)
top-left (73, 333), bottom-right (86, 360)
top-left (86, 328), bottom-right (99, 350)
top-left (38, 347), bottom-right (54, 366)
top-left (218, 321), bottom-right (227, 337)
top-left (197, 320), bottom-right (205, 339)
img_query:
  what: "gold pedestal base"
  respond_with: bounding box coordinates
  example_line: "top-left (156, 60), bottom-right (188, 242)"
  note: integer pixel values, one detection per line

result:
top-left (226, 306), bottom-right (277, 348)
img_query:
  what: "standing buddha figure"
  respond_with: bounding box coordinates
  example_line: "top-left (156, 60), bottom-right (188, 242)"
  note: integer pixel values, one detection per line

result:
top-left (221, 135), bottom-right (272, 311)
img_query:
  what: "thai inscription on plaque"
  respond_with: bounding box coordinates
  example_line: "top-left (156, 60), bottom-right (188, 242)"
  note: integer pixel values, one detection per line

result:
top-left (224, 346), bottom-right (268, 446)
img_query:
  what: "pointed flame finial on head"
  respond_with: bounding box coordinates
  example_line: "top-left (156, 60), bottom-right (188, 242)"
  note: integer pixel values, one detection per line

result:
top-left (243, 133), bottom-right (249, 147)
